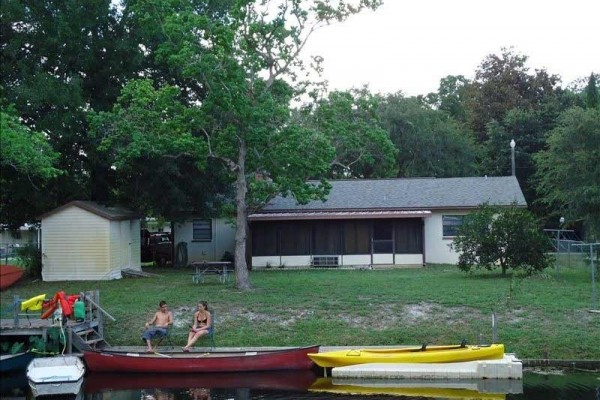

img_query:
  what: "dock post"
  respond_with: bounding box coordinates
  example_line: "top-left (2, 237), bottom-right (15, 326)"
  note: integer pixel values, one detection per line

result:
top-left (492, 311), bottom-right (498, 343)
top-left (13, 295), bottom-right (20, 328)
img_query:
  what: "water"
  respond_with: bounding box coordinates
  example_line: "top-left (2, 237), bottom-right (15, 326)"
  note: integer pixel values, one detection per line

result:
top-left (2, 370), bottom-right (598, 399)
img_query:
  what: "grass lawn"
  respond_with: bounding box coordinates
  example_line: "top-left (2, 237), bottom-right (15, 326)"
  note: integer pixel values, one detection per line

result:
top-left (2, 264), bottom-right (598, 360)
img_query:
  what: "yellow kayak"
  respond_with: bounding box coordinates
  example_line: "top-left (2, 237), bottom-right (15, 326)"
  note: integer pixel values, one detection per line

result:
top-left (309, 378), bottom-right (506, 400)
top-left (307, 344), bottom-right (504, 368)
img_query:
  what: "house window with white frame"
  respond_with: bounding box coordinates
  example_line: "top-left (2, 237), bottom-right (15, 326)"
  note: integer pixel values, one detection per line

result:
top-left (192, 219), bottom-right (212, 242)
top-left (442, 215), bottom-right (464, 237)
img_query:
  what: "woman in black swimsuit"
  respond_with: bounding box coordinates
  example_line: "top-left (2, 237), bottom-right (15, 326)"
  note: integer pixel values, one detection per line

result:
top-left (182, 301), bottom-right (212, 352)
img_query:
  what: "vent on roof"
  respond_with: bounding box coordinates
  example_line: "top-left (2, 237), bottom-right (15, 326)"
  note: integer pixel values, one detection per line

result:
top-left (311, 256), bottom-right (339, 268)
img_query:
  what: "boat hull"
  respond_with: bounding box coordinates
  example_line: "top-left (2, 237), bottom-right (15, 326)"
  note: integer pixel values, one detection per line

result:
top-left (0, 351), bottom-right (35, 373)
top-left (0, 265), bottom-right (24, 290)
top-left (83, 345), bottom-right (319, 373)
top-left (26, 355), bottom-right (85, 397)
top-left (308, 344), bottom-right (504, 368)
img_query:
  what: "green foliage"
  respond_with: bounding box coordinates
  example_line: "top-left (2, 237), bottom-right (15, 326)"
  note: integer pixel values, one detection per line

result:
top-left (0, 106), bottom-right (62, 180)
top-left (28, 327), bottom-right (65, 354)
top-left (467, 48), bottom-right (560, 143)
top-left (534, 107), bottom-right (600, 238)
top-left (1, 341), bottom-right (24, 354)
top-left (451, 204), bottom-right (553, 275)
top-left (584, 73), bottom-right (599, 109)
top-left (378, 93), bottom-right (479, 177)
top-left (15, 243), bottom-right (42, 278)
top-left (1, 0), bottom-right (142, 227)
top-left (305, 88), bottom-right (397, 178)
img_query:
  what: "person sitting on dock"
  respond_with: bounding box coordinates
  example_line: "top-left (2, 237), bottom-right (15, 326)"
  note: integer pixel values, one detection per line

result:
top-left (142, 300), bottom-right (173, 352)
top-left (182, 301), bottom-right (212, 352)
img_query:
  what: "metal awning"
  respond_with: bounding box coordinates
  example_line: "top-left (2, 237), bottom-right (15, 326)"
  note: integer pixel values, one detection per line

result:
top-left (248, 210), bottom-right (432, 221)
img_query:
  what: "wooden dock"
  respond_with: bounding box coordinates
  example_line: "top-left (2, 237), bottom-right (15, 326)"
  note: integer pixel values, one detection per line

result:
top-left (0, 290), bottom-right (110, 353)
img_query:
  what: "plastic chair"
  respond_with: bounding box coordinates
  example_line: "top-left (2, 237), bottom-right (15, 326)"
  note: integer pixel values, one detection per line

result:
top-left (205, 312), bottom-right (215, 351)
top-left (156, 324), bottom-right (174, 350)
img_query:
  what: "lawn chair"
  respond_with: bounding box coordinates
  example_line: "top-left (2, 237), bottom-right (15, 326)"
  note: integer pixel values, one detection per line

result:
top-left (207, 312), bottom-right (215, 350)
top-left (156, 324), bottom-right (174, 350)
top-left (198, 312), bottom-right (216, 351)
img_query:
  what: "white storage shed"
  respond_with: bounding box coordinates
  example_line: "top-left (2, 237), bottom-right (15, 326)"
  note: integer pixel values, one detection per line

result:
top-left (39, 201), bottom-right (141, 281)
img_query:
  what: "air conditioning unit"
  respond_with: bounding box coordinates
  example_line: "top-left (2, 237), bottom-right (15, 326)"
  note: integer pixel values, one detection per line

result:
top-left (311, 256), bottom-right (339, 268)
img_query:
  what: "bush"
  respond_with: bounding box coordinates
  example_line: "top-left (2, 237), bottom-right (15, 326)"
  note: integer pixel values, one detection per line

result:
top-left (15, 243), bottom-right (42, 278)
top-left (451, 204), bottom-right (553, 275)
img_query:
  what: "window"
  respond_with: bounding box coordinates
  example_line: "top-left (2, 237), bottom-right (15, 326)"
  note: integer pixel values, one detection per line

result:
top-left (442, 215), bottom-right (464, 237)
top-left (192, 219), bottom-right (212, 241)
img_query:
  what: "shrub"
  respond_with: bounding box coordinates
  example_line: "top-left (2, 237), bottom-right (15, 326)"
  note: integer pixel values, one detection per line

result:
top-left (451, 204), bottom-right (553, 275)
top-left (15, 243), bottom-right (42, 278)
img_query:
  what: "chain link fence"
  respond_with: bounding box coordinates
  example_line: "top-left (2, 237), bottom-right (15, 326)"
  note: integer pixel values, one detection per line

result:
top-left (0, 242), bottom-right (22, 264)
top-left (545, 232), bottom-right (599, 311)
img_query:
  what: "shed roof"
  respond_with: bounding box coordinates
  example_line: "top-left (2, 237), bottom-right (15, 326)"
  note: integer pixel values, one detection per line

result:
top-left (39, 201), bottom-right (141, 221)
top-left (259, 176), bottom-right (526, 213)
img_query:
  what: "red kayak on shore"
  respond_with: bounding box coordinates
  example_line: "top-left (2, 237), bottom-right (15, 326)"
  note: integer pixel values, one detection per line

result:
top-left (0, 265), bottom-right (24, 290)
top-left (83, 345), bottom-right (319, 373)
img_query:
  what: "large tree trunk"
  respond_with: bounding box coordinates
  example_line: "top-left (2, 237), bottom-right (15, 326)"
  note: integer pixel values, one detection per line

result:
top-left (234, 140), bottom-right (251, 290)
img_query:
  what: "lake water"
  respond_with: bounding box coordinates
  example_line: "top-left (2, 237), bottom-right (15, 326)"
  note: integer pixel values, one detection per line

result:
top-left (2, 370), bottom-right (598, 399)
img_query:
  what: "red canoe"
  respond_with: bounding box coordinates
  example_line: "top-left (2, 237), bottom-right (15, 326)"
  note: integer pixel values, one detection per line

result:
top-left (0, 265), bottom-right (24, 290)
top-left (85, 369), bottom-right (318, 393)
top-left (83, 345), bottom-right (319, 373)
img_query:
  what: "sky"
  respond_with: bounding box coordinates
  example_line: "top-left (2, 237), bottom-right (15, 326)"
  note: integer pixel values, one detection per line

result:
top-left (302, 0), bottom-right (600, 97)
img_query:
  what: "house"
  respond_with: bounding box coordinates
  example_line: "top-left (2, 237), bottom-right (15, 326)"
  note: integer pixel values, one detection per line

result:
top-left (248, 176), bottom-right (526, 268)
top-left (173, 218), bottom-right (236, 263)
top-left (0, 224), bottom-right (39, 259)
top-left (39, 201), bottom-right (142, 281)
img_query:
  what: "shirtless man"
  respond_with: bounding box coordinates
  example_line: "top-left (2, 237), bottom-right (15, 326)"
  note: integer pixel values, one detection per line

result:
top-left (141, 300), bottom-right (173, 352)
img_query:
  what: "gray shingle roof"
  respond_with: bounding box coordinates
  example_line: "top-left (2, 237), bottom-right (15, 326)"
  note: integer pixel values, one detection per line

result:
top-left (39, 201), bottom-right (141, 221)
top-left (262, 176), bottom-right (526, 212)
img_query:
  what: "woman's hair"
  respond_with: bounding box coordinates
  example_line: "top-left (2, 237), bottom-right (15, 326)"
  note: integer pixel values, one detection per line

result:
top-left (198, 301), bottom-right (209, 311)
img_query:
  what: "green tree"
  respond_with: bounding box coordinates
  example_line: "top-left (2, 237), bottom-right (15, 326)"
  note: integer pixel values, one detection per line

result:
top-left (0, 103), bottom-right (62, 229)
top-left (1, 0), bottom-right (142, 224)
top-left (93, 0), bottom-right (383, 290)
top-left (535, 107), bottom-right (600, 238)
top-left (584, 73), bottom-right (599, 109)
top-left (466, 48), bottom-right (560, 143)
top-left (305, 88), bottom-right (397, 178)
top-left (0, 106), bottom-right (61, 180)
top-left (425, 75), bottom-right (472, 124)
top-left (451, 204), bottom-right (553, 275)
top-left (378, 94), bottom-right (479, 178)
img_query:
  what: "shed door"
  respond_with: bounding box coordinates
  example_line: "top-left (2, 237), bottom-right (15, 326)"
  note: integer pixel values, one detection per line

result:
top-left (120, 221), bottom-right (132, 269)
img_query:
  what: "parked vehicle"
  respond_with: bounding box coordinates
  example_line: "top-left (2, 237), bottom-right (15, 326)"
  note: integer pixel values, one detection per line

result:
top-left (141, 230), bottom-right (173, 267)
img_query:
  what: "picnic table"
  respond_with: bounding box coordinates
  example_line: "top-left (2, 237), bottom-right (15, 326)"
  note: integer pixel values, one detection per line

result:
top-left (190, 261), bottom-right (233, 284)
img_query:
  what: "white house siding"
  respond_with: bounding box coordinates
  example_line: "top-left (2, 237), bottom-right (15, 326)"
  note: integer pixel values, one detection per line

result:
top-left (0, 228), bottom-right (38, 247)
top-left (174, 218), bottom-right (236, 263)
top-left (424, 210), bottom-right (467, 264)
top-left (42, 207), bottom-right (110, 281)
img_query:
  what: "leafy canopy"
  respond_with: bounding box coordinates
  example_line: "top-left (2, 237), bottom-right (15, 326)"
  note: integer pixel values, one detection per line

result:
top-left (535, 107), bottom-right (600, 238)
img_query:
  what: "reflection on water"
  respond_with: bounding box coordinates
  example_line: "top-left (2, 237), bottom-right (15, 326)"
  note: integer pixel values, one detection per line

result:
top-left (2, 370), bottom-right (598, 400)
